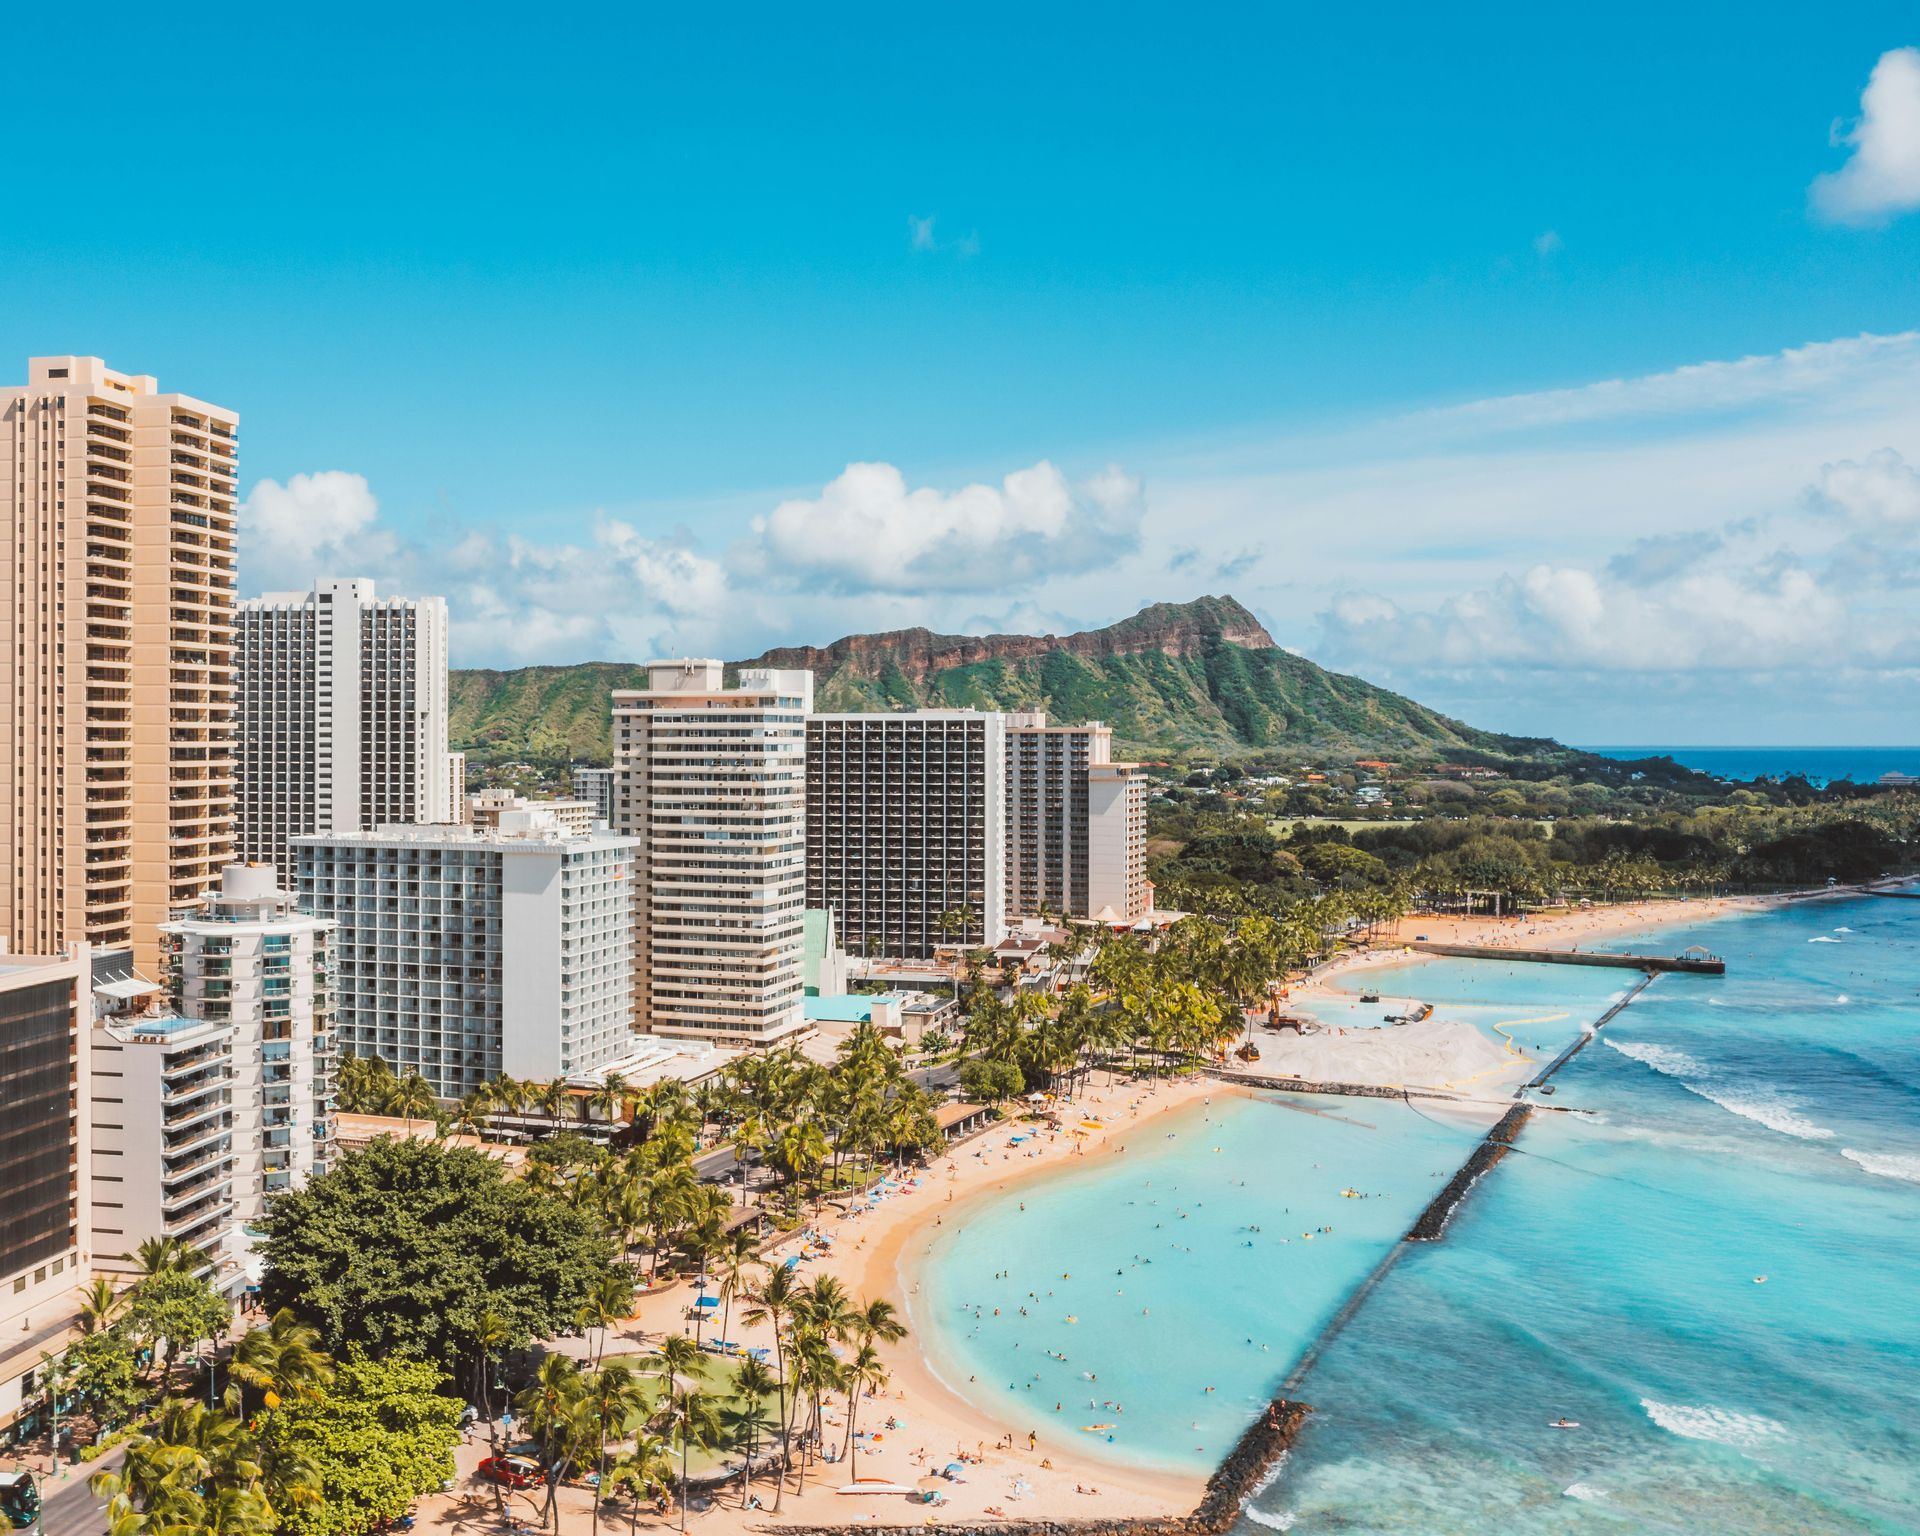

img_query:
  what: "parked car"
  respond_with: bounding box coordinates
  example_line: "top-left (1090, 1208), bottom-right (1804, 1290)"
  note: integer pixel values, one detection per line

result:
top-left (478, 1454), bottom-right (542, 1490)
top-left (0, 1471), bottom-right (40, 1531)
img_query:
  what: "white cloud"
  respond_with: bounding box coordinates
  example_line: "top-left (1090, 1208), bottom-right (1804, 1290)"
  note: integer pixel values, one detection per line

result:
top-left (1811, 47), bottom-right (1920, 224)
top-left (906, 213), bottom-right (979, 258)
top-left (750, 459), bottom-right (1143, 594)
top-left (1533, 229), bottom-right (1563, 257)
top-left (1316, 452), bottom-right (1920, 675)
top-left (1805, 447), bottom-right (1920, 531)
top-left (1405, 329), bottom-right (1920, 437)
top-left (240, 471), bottom-right (393, 590)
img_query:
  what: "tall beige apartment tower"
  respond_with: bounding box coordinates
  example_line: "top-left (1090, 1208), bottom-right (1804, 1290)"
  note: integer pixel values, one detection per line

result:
top-left (612, 662), bottom-right (813, 1045)
top-left (2, 357), bottom-right (238, 973)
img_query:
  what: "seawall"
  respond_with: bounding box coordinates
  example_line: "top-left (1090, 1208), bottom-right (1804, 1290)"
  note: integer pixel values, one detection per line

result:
top-left (1404, 1103), bottom-right (1532, 1243)
top-left (1404, 941), bottom-right (1723, 974)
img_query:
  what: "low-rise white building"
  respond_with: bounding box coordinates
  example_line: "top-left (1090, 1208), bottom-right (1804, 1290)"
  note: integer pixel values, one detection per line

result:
top-left (294, 817), bottom-right (639, 1096)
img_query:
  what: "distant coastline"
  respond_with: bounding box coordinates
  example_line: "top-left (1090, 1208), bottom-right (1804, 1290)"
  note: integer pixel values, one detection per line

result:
top-left (1585, 744), bottom-right (1920, 785)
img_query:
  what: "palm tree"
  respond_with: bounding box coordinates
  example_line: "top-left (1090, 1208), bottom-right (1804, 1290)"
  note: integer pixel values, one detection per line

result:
top-left (713, 1228), bottom-right (758, 1347)
top-left (515, 1352), bottom-right (585, 1532)
top-left (228, 1307), bottom-right (333, 1417)
top-left (470, 1306), bottom-right (513, 1449)
top-left (585, 1074), bottom-right (623, 1131)
top-left (130, 1235), bottom-right (208, 1278)
top-left (664, 1386), bottom-right (723, 1535)
top-left (728, 1355), bottom-right (779, 1507)
top-left (575, 1269), bottom-right (636, 1367)
top-left (578, 1362), bottom-right (648, 1536)
top-left (383, 1071), bottom-right (436, 1130)
top-left (75, 1275), bottom-right (125, 1335)
top-left (837, 1342), bottom-right (889, 1461)
top-left (604, 1433), bottom-right (675, 1535)
top-left (538, 1078), bottom-right (574, 1131)
top-left (742, 1263), bottom-right (799, 1511)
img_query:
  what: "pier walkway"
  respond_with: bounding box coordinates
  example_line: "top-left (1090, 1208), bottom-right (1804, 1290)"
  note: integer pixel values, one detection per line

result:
top-left (1525, 972), bottom-right (1657, 1089)
top-left (1404, 940), bottom-right (1724, 974)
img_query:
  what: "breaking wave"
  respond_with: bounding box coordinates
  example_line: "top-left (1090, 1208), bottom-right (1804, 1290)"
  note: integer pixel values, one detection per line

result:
top-left (1604, 1039), bottom-right (1835, 1141)
top-left (1841, 1147), bottom-right (1920, 1183)
top-left (1641, 1398), bottom-right (1784, 1450)
top-left (1243, 1507), bottom-right (1297, 1530)
top-left (1562, 1483), bottom-right (1608, 1502)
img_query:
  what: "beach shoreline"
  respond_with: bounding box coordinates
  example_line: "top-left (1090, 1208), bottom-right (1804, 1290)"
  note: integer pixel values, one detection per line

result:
top-left (417, 892), bottom-right (1824, 1535)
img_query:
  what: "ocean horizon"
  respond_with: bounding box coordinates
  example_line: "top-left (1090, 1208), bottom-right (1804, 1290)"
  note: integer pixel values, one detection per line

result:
top-left (1584, 745), bottom-right (1920, 785)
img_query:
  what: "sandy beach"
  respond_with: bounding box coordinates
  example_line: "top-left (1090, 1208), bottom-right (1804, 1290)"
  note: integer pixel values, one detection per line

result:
top-left (419, 1075), bottom-right (1217, 1535)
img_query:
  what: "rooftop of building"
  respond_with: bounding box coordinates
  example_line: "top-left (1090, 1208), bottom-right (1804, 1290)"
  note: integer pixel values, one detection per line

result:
top-left (291, 821), bottom-right (636, 851)
top-left (97, 1012), bottom-right (230, 1047)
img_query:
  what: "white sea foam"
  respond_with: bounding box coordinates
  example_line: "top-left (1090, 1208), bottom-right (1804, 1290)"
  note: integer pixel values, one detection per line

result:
top-left (1835, 994), bottom-right (1851, 1004)
top-left (1562, 1483), bottom-right (1608, 1502)
top-left (1605, 1039), bottom-right (1835, 1140)
top-left (1605, 1039), bottom-right (1709, 1077)
top-left (1842, 1147), bottom-right (1920, 1183)
top-left (1243, 1507), bottom-right (1296, 1530)
top-left (1833, 926), bottom-right (1854, 933)
top-left (1808, 936), bottom-right (1842, 944)
top-left (1641, 1398), bottom-right (1785, 1450)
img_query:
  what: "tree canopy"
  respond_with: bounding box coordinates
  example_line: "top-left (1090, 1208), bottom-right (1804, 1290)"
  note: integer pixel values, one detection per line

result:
top-left (275, 1356), bottom-right (462, 1536)
top-left (256, 1136), bottom-right (620, 1375)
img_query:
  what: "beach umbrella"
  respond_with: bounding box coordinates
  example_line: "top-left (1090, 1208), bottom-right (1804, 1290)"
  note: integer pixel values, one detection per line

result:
top-left (695, 1295), bottom-right (719, 1308)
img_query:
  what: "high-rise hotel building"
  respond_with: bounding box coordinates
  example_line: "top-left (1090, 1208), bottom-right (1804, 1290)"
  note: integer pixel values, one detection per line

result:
top-left (0, 944), bottom-right (92, 1438)
top-left (1005, 713), bottom-right (1149, 924)
top-left (236, 578), bottom-right (452, 882)
top-left (806, 712), bottom-right (1007, 959)
top-left (613, 663), bottom-right (812, 1045)
top-left (3, 357), bottom-right (238, 973)
top-left (295, 813), bottom-right (637, 1096)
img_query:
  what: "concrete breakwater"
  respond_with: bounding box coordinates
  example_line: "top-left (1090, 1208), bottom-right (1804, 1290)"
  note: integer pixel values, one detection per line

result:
top-left (767, 1399), bottom-right (1314, 1536)
top-left (1404, 1103), bottom-right (1532, 1243)
top-left (1526, 972), bottom-right (1655, 1089)
top-left (1404, 941), bottom-right (1723, 974)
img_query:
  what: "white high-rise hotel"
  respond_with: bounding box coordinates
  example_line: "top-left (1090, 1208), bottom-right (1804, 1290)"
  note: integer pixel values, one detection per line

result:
top-left (295, 813), bottom-right (637, 1097)
top-left (613, 662), bottom-right (812, 1045)
top-left (236, 578), bottom-right (452, 882)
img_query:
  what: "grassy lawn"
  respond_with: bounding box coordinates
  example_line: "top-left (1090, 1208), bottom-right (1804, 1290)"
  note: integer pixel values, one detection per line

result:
top-left (601, 1351), bottom-right (788, 1477)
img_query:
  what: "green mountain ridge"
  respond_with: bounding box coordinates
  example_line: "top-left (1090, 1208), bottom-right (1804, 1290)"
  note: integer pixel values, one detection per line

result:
top-left (448, 596), bottom-right (1556, 765)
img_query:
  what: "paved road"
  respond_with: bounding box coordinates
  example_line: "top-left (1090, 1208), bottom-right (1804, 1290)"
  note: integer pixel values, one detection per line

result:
top-left (37, 1443), bottom-right (117, 1536)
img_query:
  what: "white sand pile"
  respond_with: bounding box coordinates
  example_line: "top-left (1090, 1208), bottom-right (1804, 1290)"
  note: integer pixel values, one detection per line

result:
top-left (1235, 1016), bottom-right (1522, 1093)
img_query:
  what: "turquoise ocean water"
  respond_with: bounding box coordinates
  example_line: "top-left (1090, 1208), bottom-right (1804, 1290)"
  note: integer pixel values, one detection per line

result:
top-left (911, 895), bottom-right (1920, 1532)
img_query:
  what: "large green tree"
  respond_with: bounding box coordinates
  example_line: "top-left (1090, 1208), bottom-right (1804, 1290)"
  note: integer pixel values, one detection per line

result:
top-left (256, 1137), bottom-right (620, 1376)
top-left (273, 1356), bottom-right (462, 1536)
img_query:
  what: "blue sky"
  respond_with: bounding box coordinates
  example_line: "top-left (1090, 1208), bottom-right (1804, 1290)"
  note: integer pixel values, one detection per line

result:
top-left (8, 5), bottom-right (1920, 743)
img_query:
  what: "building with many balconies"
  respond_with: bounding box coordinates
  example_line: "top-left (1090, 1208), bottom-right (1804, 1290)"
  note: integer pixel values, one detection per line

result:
top-left (236, 578), bottom-right (452, 883)
top-left (1005, 713), bottom-right (1149, 923)
top-left (88, 1011), bottom-right (237, 1286)
top-left (805, 711), bottom-right (1007, 959)
top-left (2, 356), bottom-right (239, 974)
top-left (294, 814), bottom-right (637, 1096)
top-left (159, 864), bottom-right (336, 1226)
top-left (613, 662), bottom-right (812, 1044)
top-left (0, 945), bottom-right (92, 1442)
